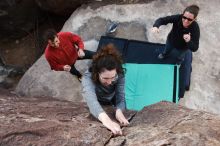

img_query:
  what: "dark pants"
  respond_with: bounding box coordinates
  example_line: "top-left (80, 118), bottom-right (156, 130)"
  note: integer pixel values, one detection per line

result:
top-left (70, 50), bottom-right (95, 78)
top-left (183, 50), bottom-right (192, 89)
top-left (163, 40), bottom-right (192, 99)
top-left (163, 40), bottom-right (188, 62)
top-left (179, 50), bottom-right (192, 99)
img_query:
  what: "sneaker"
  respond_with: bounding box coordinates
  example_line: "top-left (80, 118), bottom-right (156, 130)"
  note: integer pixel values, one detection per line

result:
top-left (185, 85), bottom-right (190, 91)
top-left (185, 86), bottom-right (190, 91)
top-left (106, 22), bottom-right (118, 34)
top-left (178, 96), bottom-right (184, 101)
top-left (77, 76), bottom-right (82, 82)
top-left (158, 53), bottom-right (166, 59)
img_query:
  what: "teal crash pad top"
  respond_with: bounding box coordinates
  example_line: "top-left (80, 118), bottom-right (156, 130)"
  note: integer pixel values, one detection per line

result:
top-left (124, 63), bottom-right (179, 111)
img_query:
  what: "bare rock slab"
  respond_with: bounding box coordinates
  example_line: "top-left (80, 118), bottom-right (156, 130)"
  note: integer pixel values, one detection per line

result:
top-left (0, 89), bottom-right (135, 146)
top-left (107, 101), bottom-right (220, 146)
top-left (0, 90), bottom-right (110, 146)
top-left (2, 89), bottom-right (220, 146)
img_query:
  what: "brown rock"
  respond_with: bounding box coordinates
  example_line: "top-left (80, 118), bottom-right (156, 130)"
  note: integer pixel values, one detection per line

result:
top-left (1, 88), bottom-right (220, 145)
top-left (107, 101), bottom-right (220, 146)
top-left (0, 88), bottom-right (111, 146)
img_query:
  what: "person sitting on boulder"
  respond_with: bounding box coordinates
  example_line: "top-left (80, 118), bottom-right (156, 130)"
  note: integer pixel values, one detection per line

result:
top-left (44, 29), bottom-right (95, 81)
top-left (81, 43), bottom-right (129, 136)
top-left (152, 4), bottom-right (200, 64)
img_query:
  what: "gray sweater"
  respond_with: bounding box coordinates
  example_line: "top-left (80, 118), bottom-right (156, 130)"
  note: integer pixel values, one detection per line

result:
top-left (81, 70), bottom-right (126, 118)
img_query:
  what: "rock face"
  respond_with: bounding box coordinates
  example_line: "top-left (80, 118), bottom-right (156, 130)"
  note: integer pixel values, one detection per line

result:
top-left (0, 89), bottom-right (112, 146)
top-left (107, 102), bottom-right (220, 146)
top-left (15, 56), bottom-right (83, 102)
top-left (1, 90), bottom-right (220, 145)
top-left (16, 0), bottom-right (220, 115)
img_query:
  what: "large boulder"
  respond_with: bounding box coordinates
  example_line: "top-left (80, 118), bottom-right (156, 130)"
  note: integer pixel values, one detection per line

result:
top-left (107, 101), bottom-right (220, 146)
top-left (0, 89), bottom-right (113, 145)
top-left (1, 90), bottom-right (220, 145)
top-left (15, 40), bottom-right (98, 102)
top-left (16, 0), bottom-right (220, 114)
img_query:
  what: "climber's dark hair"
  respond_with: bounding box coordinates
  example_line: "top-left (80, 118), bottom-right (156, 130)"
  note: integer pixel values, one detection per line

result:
top-left (183, 4), bottom-right (200, 18)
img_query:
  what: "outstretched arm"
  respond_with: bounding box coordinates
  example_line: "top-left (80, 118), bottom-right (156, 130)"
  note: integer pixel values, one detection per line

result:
top-left (115, 109), bottom-right (129, 126)
top-left (153, 14), bottom-right (180, 28)
top-left (82, 70), bottom-right (123, 135)
top-left (82, 70), bottom-right (104, 118)
top-left (115, 75), bottom-right (129, 126)
top-left (98, 112), bottom-right (122, 135)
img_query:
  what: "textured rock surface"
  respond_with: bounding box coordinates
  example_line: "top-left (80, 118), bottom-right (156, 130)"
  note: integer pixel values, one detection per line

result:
top-left (16, 0), bottom-right (220, 115)
top-left (0, 89), bottom-right (111, 145)
top-left (107, 102), bottom-right (220, 146)
top-left (1, 89), bottom-right (220, 145)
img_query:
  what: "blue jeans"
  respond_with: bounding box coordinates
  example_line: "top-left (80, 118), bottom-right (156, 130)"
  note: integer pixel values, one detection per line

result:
top-left (179, 50), bottom-right (192, 98)
top-left (163, 40), bottom-right (192, 98)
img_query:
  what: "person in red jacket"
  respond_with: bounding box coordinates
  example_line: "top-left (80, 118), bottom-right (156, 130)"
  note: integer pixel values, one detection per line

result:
top-left (44, 29), bottom-right (95, 81)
